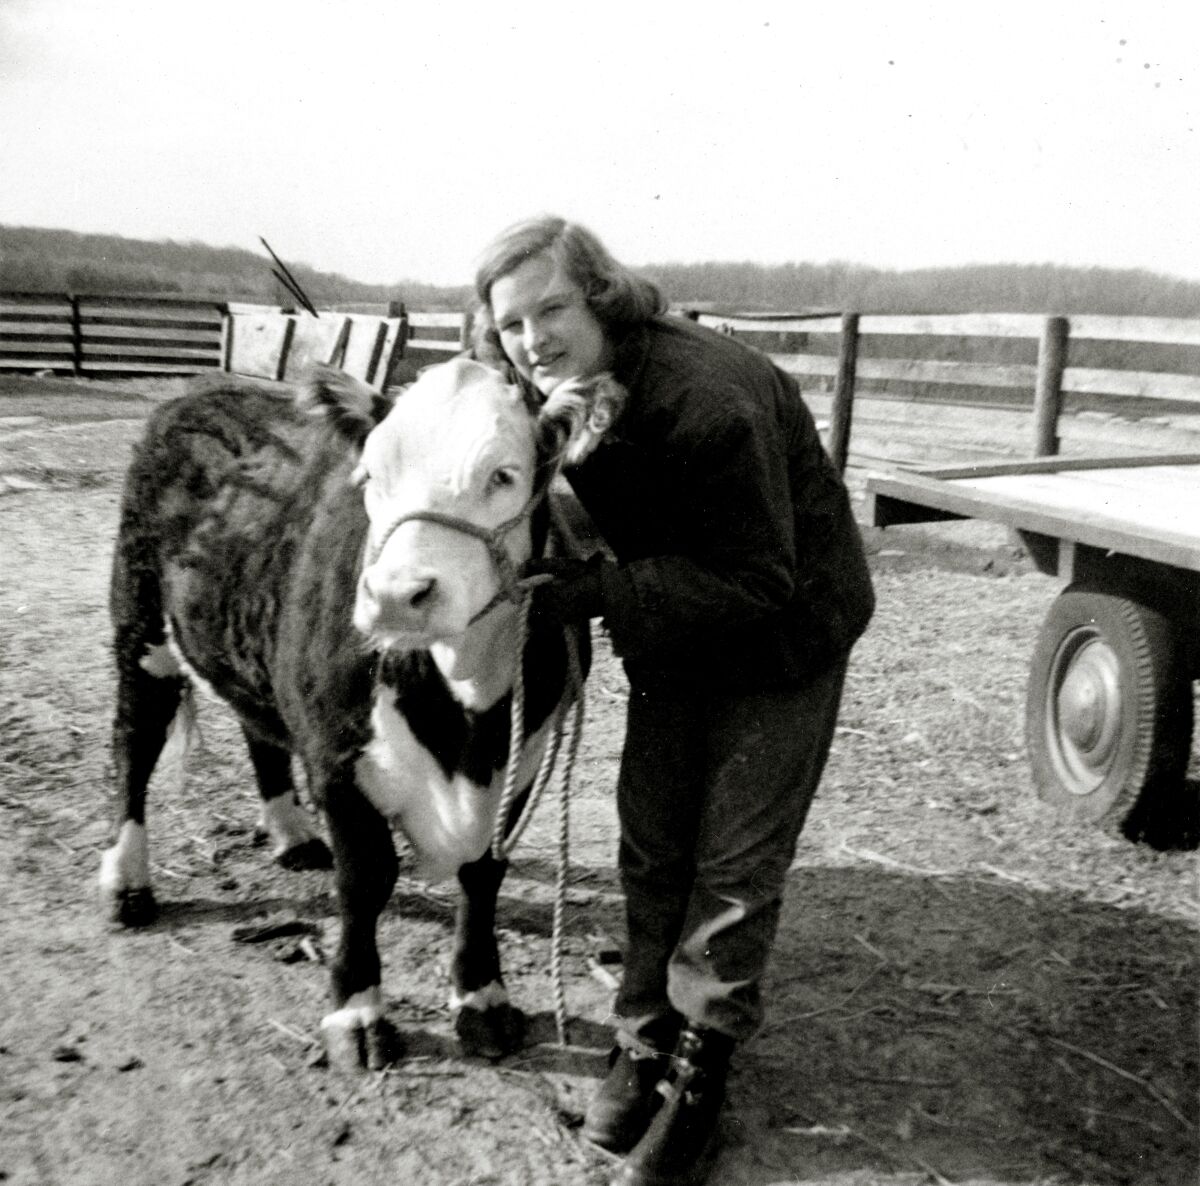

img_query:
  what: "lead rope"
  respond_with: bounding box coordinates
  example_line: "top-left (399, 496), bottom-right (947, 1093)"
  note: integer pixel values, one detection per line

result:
top-left (490, 586), bottom-right (586, 1046)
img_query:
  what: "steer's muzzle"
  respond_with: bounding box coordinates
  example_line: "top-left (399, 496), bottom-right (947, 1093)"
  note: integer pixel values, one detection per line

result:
top-left (354, 565), bottom-right (446, 642)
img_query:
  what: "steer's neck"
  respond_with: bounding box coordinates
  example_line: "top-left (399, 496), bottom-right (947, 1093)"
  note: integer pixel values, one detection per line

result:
top-left (428, 600), bottom-right (524, 712)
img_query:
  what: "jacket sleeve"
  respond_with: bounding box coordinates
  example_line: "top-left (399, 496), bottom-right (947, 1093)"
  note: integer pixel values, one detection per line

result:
top-left (596, 394), bottom-right (799, 658)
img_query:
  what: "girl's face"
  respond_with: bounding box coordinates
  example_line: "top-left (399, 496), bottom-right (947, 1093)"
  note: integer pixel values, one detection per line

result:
top-left (488, 252), bottom-right (614, 395)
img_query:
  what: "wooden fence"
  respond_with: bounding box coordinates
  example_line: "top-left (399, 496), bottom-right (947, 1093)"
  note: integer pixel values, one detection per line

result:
top-left (689, 311), bottom-right (1200, 471)
top-left (0, 292), bottom-right (227, 376)
top-left (5, 295), bottom-right (1199, 470)
top-left (0, 295), bottom-right (469, 390)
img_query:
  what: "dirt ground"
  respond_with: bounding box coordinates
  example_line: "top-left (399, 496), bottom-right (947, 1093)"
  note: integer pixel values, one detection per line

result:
top-left (1, 374), bottom-right (1197, 1186)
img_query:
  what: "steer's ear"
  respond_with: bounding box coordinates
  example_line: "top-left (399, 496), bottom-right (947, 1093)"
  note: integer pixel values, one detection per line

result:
top-left (296, 364), bottom-right (391, 446)
top-left (535, 373), bottom-right (628, 471)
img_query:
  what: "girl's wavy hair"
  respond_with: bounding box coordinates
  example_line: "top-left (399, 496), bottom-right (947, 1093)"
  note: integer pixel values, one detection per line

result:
top-left (471, 215), bottom-right (666, 365)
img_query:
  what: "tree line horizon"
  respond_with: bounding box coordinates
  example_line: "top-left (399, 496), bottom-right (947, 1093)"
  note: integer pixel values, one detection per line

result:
top-left (3, 224), bottom-right (1199, 318)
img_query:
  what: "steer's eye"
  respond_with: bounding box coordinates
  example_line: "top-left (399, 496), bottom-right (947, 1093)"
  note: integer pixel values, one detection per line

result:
top-left (488, 467), bottom-right (517, 493)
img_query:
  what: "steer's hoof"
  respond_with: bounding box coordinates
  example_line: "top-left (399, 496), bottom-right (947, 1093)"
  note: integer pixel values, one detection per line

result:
top-left (321, 1016), bottom-right (404, 1074)
top-left (275, 837), bottom-right (333, 871)
top-left (104, 886), bottom-right (158, 929)
top-left (455, 1002), bottom-right (526, 1060)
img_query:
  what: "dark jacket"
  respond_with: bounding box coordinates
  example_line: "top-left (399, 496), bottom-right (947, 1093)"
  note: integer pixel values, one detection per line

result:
top-left (568, 315), bottom-right (874, 692)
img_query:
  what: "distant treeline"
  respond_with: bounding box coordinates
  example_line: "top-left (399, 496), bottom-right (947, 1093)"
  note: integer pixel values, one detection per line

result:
top-left (4, 224), bottom-right (1200, 317)
top-left (0, 225), bottom-right (466, 310)
top-left (644, 259), bottom-right (1200, 317)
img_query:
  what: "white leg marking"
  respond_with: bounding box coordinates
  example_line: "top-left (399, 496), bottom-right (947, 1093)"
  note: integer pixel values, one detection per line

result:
top-left (98, 820), bottom-right (150, 895)
top-left (449, 980), bottom-right (510, 1014)
top-left (257, 795), bottom-right (322, 857)
top-left (320, 986), bottom-right (383, 1036)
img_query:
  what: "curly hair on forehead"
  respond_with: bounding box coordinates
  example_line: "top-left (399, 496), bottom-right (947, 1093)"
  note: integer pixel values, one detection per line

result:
top-left (471, 215), bottom-right (666, 365)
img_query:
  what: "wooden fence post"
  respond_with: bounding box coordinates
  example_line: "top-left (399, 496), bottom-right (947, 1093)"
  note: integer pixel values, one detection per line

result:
top-left (828, 312), bottom-right (859, 474)
top-left (219, 309), bottom-right (233, 372)
top-left (1032, 315), bottom-right (1069, 457)
top-left (68, 293), bottom-right (83, 377)
top-left (274, 318), bottom-right (296, 382)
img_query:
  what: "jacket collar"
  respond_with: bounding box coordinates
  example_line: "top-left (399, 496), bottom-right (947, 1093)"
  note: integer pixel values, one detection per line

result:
top-left (611, 322), bottom-right (651, 393)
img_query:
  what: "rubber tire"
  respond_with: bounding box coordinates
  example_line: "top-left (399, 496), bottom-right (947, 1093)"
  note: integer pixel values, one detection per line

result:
top-left (1025, 586), bottom-right (1193, 830)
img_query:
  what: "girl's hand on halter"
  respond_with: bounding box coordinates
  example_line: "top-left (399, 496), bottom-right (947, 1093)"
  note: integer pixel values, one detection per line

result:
top-left (521, 554), bottom-right (611, 624)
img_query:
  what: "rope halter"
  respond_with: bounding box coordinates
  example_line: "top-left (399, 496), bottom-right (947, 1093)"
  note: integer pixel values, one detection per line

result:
top-left (366, 493), bottom-right (544, 626)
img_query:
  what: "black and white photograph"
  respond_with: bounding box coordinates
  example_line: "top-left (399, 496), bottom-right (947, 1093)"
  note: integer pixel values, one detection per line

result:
top-left (1, 3), bottom-right (1197, 1183)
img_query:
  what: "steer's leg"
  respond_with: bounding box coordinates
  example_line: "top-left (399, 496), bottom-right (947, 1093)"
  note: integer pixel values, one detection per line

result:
top-left (451, 850), bottom-right (526, 1059)
top-left (320, 784), bottom-right (403, 1072)
top-left (100, 592), bottom-right (186, 928)
top-left (242, 729), bottom-right (332, 871)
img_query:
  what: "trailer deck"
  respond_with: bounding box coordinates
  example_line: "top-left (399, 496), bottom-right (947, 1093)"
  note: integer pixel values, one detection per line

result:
top-left (867, 453), bottom-right (1200, 575)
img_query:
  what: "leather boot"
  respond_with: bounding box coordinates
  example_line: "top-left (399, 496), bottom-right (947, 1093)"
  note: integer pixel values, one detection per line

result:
top-left (581, 1045), bottom-right (671, 1153)
top-left (614, 1025), bottom-right (735, 1186)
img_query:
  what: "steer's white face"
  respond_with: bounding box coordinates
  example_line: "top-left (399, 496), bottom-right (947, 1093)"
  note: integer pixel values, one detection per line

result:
top-left (352, 359), bottom-right (536, 655)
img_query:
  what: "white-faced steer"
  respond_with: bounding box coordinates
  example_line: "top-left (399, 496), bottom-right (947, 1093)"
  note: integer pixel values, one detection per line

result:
top-left (100, 358), bottom-right (606, 1069)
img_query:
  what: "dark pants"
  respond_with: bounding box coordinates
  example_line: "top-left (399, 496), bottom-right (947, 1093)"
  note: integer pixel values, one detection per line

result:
top-left (613, 659), bottom-right (847, 1049)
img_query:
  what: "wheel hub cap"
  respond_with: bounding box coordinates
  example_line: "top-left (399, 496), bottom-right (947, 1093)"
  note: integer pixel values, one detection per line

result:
top-left (1051, 634), bottom-right (1122, 793)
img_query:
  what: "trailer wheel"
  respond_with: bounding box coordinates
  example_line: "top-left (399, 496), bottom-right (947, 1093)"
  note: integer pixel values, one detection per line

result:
top-left (1025, 586), bottom-right (1193, 830)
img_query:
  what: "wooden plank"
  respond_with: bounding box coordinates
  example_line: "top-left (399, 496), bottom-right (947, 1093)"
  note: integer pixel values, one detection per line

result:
top-left (706, 311), bottom-right (1200, 345)
top-left (0, 357), bottom-right (79, 370)
top-left (1060, 366), bottom-right (1200, 403)
top-left (857, 313), bottom-right (1045, 338)
top-left (74, 293), bottom-right (226, 311)
top-left (226, 312), bottom-right (296, 380)
top-left (861, 357), bottom-right (1037, 389)
top-left (282, 315), bottom-right (350, 381)
top-left (919, 453), bottom-right (1200, 480)
top-left (1068, 464), bottom-right (1200, 496)
top-left (407, 311), bottom-right (467, 329)
top-left (0, 341), bottom-right (78, 357)
top-left (77, 307), bottom-right (223, 325)
top-left (696, 313), bottom-right (845, 335)
top-left (79, 316), bottom-right (224, 334)
top-left (769, 352), bottom-right (839, 376)
top-left (865, 470), bottom-right (1200, 571)
top-left (773, 353), bottom-right (1038, 389)
top-left (376, 317), bottom-right (407, 389)
top-left (80, 344), bottom-right (221, 360)
top-left (340, 316), bottom-right (389, 385)
top-left (964, 470), bottom-right (1200, 540)
top-left (81, 360), bottom-right (220, 373)
top-left (80, 324), bottom-right (222, 343)
top-left (406, 337), bottom-right (462, 354)
top-left (0, 324), bottom-right (76, 339)
top-left (0, 299), bottom-right (74, 316)
top-left (0, 310), bottom-right (74, 324)
top-left (1067, 315), bottom-right (1200, 346)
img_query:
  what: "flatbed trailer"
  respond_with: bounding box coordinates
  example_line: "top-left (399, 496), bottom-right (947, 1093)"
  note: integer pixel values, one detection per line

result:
top-left (867, 454), bottom-right (1200, 835)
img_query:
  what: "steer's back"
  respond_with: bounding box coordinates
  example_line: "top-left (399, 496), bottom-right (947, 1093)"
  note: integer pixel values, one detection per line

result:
top-left (111, 378), bottom-right (367, 743)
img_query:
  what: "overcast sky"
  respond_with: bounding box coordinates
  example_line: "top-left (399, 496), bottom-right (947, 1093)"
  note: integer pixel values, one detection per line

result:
top-left (1, 0), bottom-right (1197, 287)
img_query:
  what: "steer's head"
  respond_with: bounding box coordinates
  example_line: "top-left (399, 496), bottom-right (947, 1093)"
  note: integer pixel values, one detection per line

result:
top-left (302, 358), bottom-right (622, 658)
